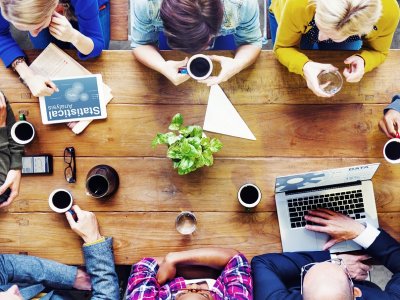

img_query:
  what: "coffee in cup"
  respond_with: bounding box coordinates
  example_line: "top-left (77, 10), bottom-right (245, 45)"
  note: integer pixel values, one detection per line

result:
top-left (11, 114), bottom-right (35, 145)
top-left (186, 54), bottom-right (213, 80)
top-left (86, 165), bottom-right (119, 198)
top-left (383, 138), bottom-right (400, 163)
top-left (48, 189), bottom-right (73, 213)
top-left (238, 183), bottom-right (262, 210)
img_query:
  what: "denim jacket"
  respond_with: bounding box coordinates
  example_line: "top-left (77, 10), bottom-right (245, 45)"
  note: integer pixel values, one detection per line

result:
top-left (130, 0), bottom-right (262, 49)
top-left (0, 237), bottom-right (119, 300)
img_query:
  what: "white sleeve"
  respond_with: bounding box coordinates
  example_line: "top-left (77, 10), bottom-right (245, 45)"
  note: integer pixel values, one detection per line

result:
top-left (352, 222), bottom-right (380, 249)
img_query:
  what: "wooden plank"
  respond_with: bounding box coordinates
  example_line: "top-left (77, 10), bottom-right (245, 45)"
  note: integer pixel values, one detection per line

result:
top-left (0, 212), bottom-right (397, 265)
top-left (5, 157), bottom-right (399, 213)
top-left (1, 50), bottom-right (400, 105)
top-left (110, 0), bottom-right (129, 41)
top-left (0, 212), bottom-right (281, 264)
top-left (14, 103), bottom-right (387, 158)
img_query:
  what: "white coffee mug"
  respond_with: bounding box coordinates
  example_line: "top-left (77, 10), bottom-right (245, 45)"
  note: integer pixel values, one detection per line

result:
top-left (48, 189), bottom-right (73, 213)
top-left (238, 183), bottom-right (262, 209)
top-left (383, 138), bottom-right (400, 164)
top-left (10, 114), bottom-right (35, 145)
top-left (186, 54), bottom-right (213, 80)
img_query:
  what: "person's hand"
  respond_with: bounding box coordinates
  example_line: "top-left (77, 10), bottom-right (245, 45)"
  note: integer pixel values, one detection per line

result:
top-left (163, 58), bottom-right (190, 86)
top-left (65, 205), bottom-right (102, 244)
top-left (199, 55), bottom-right (239, 86)
top-left (304, 208), bottom-right (366, 250)
top-left (303, 61), bottom-right (337, 97)
top-left (49, 11), bottom-right (78, 43)
top-left (73, 269), bottom-right (92, 290)
top-left (379, 109), bottom-right (400, 138)
top-left (0, 170), bottom-right (22, 209)
top-left (0, 92), bottom-right (7, 127)
top-left (337, 253), bottom-right (371, 281)
top-left (156, 256), bottom-right (177, 285)
top-left (343, 55), bottom-right (365, 83)
top-left (24, 73), bottom-right (58, 97)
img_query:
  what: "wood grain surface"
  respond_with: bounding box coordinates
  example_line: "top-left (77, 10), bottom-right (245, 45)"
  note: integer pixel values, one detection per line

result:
top-left (0, 50), bottom-right (398, 265)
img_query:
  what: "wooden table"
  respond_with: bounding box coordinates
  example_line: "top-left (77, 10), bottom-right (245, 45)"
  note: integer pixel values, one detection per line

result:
top-left (0, 50), bottom-right (399, 265)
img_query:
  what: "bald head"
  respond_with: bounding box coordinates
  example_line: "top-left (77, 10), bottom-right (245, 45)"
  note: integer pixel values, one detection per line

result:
top-left (303, 262), bottom-right (353, 300)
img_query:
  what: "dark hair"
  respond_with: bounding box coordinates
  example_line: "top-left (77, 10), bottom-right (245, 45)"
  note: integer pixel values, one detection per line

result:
top-left (160, 0), bottom-right (223, 53)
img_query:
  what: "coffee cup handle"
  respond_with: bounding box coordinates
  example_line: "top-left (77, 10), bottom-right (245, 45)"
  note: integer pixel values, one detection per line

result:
top-left (19, 113), bottom-right (26, 121)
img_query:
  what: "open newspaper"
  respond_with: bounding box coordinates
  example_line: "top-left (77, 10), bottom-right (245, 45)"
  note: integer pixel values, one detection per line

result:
top-left (29, 43), bottom-right (113, 134)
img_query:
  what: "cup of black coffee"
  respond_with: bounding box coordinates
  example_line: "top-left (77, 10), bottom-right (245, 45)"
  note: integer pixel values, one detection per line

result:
top-left (48, 189), bottom-right (73, 213)
top-left (86, 165), bottom-right (119, 198)
top-left (187, 54), bottom-right (213, 80)
top-left (383, 138), bottom-right (400, 163)
top-left (11, 114), bottom-right (35, 145)
top-left (238, 183), bottom-right (262, 210)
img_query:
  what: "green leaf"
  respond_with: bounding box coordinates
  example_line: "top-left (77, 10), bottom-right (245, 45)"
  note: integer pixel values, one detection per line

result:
top-left (167, 144), bottom-right (183, 159)
top-left (151, 133), bottom-right (168, 148)
top-left (179, 157), bottom-right (194, 170)
top-left (191, 126), bottom-right (203, 138)
top-left (209, 138), bottom-right (223, 153)
top-left (179, 126), bottom-right (193, 137)
top-left (200, 137), bottom-right (211, 148)
top-left (194, 156), bottom-right (206, 169)
top-left (202, 149), bottom-right (214, 166)
top-left (166, 133), bottom-right (181, 145)
top-left (169, 113), bottom-right (183, 130)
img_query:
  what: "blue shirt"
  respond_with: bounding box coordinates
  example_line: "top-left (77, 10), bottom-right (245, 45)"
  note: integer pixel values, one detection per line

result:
top-left (0, 0), bottom-right (105, 68)
top-left (130, 0), bottom-right (262, 49)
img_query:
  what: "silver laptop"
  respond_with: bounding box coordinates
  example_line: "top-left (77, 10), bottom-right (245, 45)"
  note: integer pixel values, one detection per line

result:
top-left (275, 163), bottom-right (380, 253)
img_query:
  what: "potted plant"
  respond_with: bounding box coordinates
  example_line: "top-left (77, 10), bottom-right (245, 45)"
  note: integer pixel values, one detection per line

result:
top-left (152, 113), bottom-right (223, 175)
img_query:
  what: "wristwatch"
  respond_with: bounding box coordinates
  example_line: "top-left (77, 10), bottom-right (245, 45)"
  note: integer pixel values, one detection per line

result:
top-left (11, 56), bottom-right (26, 72)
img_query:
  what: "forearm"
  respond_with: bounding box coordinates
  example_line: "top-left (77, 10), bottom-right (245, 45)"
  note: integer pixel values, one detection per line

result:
top-left (275, 47), bottom-right (310, 76)
top-left (14, 60), bottom-right (35, 83)
top-left (359, 49), bottom-right (387, 73)
top-left (133, 45), bottom-right (168, 76)
top-left (70, 29), bottom-right (95, 56)
top-left (0, 254), bottom-right (77, 288)
top-left (233, 45), bottom-right (261, 73)
top-left (165, 248), bottom-right (238, 270)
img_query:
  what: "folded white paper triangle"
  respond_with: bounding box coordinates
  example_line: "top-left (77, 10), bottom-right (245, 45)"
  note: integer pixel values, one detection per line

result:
top-left (203, 85), bottom-right (256, 140)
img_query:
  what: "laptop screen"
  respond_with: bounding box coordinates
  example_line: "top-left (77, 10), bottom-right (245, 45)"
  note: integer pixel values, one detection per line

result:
top-left (275, 163), bottom-right (380, 193)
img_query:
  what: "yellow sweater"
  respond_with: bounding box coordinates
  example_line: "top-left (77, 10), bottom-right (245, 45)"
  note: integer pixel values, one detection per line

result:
top-left (270, 0), bottom-right (400, 75)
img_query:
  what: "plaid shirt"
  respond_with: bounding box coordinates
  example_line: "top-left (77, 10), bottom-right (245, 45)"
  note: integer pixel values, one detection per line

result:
top-left (126, 253), bottom-right (253, 300)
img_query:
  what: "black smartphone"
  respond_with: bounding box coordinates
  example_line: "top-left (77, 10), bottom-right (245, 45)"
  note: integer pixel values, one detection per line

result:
top-left (22, 155), bottom-right (53, 175)
top-left (0, 188), bottom-right (11, 204)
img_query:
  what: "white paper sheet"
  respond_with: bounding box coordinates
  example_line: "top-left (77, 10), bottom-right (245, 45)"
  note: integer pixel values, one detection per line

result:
top-left (203, 85), bottom-right (256, 140)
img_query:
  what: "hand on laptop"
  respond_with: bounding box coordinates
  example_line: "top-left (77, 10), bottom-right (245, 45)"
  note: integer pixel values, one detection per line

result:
top-left (336, 253), bottom-right (371, 280)
top-left (304, 208), bottom-right (366, 250)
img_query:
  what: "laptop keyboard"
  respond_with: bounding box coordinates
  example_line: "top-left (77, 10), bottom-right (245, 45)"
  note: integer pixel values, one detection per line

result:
top-left (288, 190), bottom-right (365, 228)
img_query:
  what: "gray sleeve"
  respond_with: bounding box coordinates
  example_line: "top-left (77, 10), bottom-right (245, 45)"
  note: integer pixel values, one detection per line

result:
top-left (82, 237), bottom-right (119, 300)
top-left (6, 101), bottom-right (23, 170)
top-left (0, 254), bottom-right (77, 289)
top-left (384, 96), bottom-right (400, 115)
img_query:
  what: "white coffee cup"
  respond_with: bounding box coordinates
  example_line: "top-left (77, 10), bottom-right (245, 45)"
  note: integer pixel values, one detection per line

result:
top-left (11, 114), bottom-right (35, 145)
top-left (48, 189), bottom-right (73, 213)
top-left (186, 54), bottom-right (213, 80)
top-left (238, 183), bottom-right (262, 209)
top-left (383, 138), bottom-right (400, 164)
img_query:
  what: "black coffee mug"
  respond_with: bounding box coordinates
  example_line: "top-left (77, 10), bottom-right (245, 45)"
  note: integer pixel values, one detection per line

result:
top-left (86, 165), bottom-right (119, 198)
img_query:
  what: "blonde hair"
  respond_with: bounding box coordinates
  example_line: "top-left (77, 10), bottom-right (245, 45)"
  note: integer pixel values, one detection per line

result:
top-left (309, 0), bottom-right (382, 37)
top-left (0, 0), bottom-right (58, 26)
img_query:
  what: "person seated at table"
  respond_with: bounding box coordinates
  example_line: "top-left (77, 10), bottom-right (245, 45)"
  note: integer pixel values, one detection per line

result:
top-left (131, 0), bottom-right (262, 86)
top-left (251, 208), bottom-right (400, 299)
top-left (268, 0), bottom-right (399, 97)
top-left (0, 0), bottom-right (110, 97)
top-left (0, 205), bottom-right (119, 300)
top-left (126, 247), bottom-right (252, 299)
top-left (0, 91), bottom-right (24, 209)
top-left (379, 94), bottom-right (400, 138)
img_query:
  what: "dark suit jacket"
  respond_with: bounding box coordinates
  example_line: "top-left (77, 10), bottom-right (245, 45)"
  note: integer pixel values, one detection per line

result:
top-left (251, 230), bottom-right (400, 299)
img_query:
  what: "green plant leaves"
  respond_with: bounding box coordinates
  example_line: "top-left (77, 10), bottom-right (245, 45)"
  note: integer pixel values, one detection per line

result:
top-left (152, 113), bottom-right (223, 175)
top-left (169, 113), bottom-right (183, 130)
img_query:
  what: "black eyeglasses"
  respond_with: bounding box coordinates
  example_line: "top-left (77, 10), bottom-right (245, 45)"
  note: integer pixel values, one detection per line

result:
top-left (173, 288), bottom-right (212, 299)
top-left (64, 147), bottom-right (76, 183)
